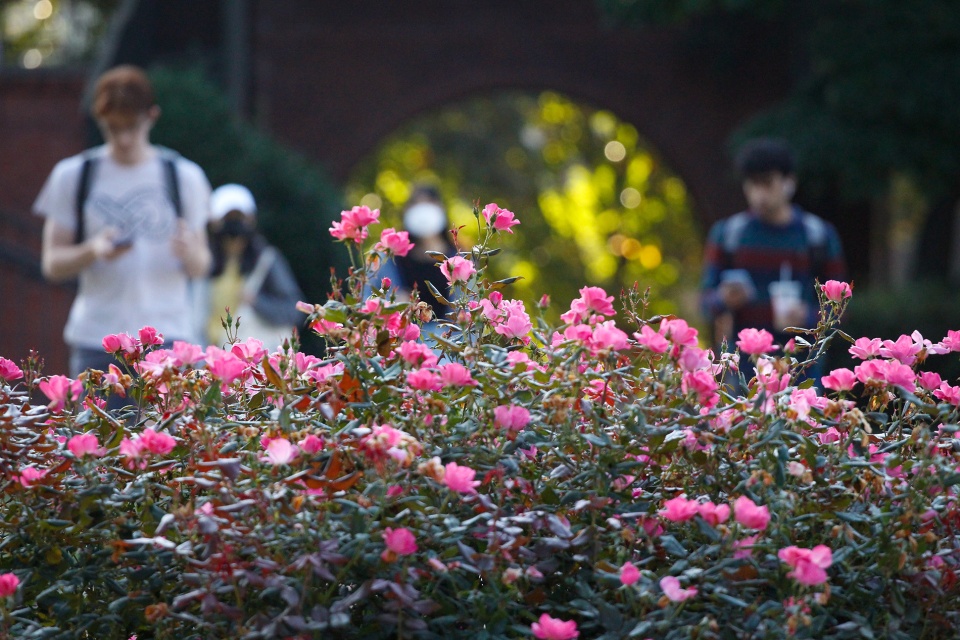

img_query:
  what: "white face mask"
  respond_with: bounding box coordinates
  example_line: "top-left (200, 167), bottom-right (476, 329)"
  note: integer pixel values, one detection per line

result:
top-left (403, 202), bottom-right (447, 238)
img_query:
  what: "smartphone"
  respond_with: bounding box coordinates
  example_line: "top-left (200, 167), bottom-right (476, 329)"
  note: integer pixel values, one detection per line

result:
top-left (113, 235), bottom-right (134, 250)
top-left (719, 269), bottom-right (756, 299)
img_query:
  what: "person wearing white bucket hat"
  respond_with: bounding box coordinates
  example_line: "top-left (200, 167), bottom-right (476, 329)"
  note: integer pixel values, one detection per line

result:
top-left (206, 184), bottom-right (303, 349)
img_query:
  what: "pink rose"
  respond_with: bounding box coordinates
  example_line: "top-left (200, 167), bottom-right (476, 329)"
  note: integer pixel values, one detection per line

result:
top-left (697, 501), bottom-right (730, 526)
top-left (734, 534), bottom-right (760, 560)
top-left (848, 337), bottom-right (882, 360)
top-left (15, 466), bottom-right (46, 488)
top-left (231, 338), bottom-right (268, 363)
top-left (120, 438), bottom-right (147, 469)
top-left (918, 371), bottom-right (943, 391)
top-left (633, 325), bottom-right (670, 353)
top-left (733, 496), bottom-right (770, 530)
top-left (171, 341), bottom-right (204, 366)
top-left (880, 359), bottom-right (916, 392)
top-left (619, 562), bottom-right (640, 586)
top-left (494, 301), bottom-right (533, 341)
top-left (329, 205), bottom-right (380, 243)
top-left (375, 227), bottom-right (415, 257)
top-left (68, 433), bottom-right (105, 458)
top-left (263, 438), bottom-right (298, 465)
top-left (822, 367), bottom-right (857, 392)
top-left (139, 429), bottom-right (177, 456)
top-left (659, 318), bottom-right (699, 350)
top-left (38, 375), bottom-right (83, 413)
top-left (204, 347), bottom-right (248, 386)
top-left (778, 545), bottom-right (832, 586)
top-left (0, 357), bottom-right (23, 382)
top-left (737, 328), bottom-right (776, 356)
top-left (0, 573), bottom-right (19, 598)
top-left (381, 527), bottom-right (418, 561)
top-left (590, 321), bottom-right (629, 352)
top-left (818, 427), bottom-right (842, 445)
top-left (298, 434), bottom-right (324, 455)
top-left (820, 280), bottom-right (852, 302)
top-left (137, 326), bottom-right (164, 347)
top-left (439, 363), bottom-right (478, 387)
top-left (560, 286), bottom-right (616, 323)
top-left (481, 203), bottom-right (521, 233)
top-left (102, 332), bottom-right (138, 354)
top-left (531, 614), bottom-right (579, 640)
top-left (879, 334), bottom-right (922, 366)
top-left (407, 368), bottom-right (442, 392)
top-left (396, 341), bottom-right (439, 368)
top-left (660, 576), bottom-right (698, 602)
top-left (439, 256), bottom-right (476, 284)
top-left (660, 496), bottom-right (699, 522)
top-left (939, 329), bottom-right (960, 352)
top-left (934, 382), bottom-right (960, 406)
top-left (681, 369), bottom-right (719, 408)
top-left (442, 462), bottom-right (481, 494)
top-left (493, 405), bottom-right (531, 431)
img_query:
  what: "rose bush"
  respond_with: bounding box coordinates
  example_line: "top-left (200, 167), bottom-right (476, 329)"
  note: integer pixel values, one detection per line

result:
top-left (0, 204), bottom-right (957, 639)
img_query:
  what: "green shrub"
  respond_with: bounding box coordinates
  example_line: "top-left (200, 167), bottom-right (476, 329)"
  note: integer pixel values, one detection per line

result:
top-left (0, 206), bottom-right (957, 639)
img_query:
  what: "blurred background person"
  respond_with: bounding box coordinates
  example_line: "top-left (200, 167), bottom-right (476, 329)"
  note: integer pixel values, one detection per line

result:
top-left (34, 64), bottom-right (211, 378)
top-left (206, 183), bottom-right (303, 349)
top-left (393, 185), bottom-right (456, 332)
top-left (701, 138), bottom-right (846, 382)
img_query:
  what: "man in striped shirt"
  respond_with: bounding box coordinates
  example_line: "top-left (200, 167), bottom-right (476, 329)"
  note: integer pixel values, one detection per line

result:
top-left (701, 139), bottom-right (846, 379)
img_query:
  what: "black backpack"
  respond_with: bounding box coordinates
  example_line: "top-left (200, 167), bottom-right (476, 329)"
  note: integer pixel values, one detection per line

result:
top-left (73, 148), bottom-right (182, 244)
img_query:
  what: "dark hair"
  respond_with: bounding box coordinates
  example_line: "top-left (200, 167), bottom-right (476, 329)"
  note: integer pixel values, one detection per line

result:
top-left (735, 138), bottom-right (796, 178)
top-left (408, 184), bottom-right (442, 204)
top-left (92, 65), bottom-right (156, 118)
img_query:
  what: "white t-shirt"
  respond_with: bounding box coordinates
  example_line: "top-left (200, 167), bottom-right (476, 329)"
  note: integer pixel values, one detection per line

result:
top-left (33, 145), bottom-right (211, 349)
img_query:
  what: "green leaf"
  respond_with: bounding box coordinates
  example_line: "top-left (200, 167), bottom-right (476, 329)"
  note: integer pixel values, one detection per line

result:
top-left (425, 279), bottom-right (452, 305)
top-left (108, 596), bottom-right (129, 613)
top-left (659, 534), bottom-right (688, 558)
top-left (715, 592), bottom-right (750, 608)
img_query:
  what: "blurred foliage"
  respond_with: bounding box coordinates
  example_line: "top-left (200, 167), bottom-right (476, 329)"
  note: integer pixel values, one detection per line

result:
top-left (147, 65), bottom-right (348, 354)
top-left (598, 0), bottom-right (960, 204)
top-left (0, 0), bottom-right (118, 68)
top-left (346, 91), bottom-right (703, 323)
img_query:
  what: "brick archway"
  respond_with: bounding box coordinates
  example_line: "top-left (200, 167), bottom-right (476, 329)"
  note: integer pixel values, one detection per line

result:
top-left (251, 1), bottom-right (793, 225)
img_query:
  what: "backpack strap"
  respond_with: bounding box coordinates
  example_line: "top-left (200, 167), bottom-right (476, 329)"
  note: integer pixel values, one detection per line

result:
top-left (800, 212), bottom-right (828, 280)
top-left (74, 148), bottom-right (182, 244)
top-left (720, 211), bottom-right (752, 268)
top-left (157, 147), bottom-right (183, 218)
top-left (74, 154), bottom-right (99, 244)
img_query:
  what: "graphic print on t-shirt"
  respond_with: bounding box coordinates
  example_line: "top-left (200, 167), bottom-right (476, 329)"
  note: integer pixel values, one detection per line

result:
top-left (88, 186), bottom-right (176, 244)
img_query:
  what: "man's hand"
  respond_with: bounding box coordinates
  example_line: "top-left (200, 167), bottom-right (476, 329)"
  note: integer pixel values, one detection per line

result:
top-left (171, 220), bottom-right (212, 278)
top-left (90, 227), bottom-right (133, 261)
top-left (718, 281), bottom-right (751, 311)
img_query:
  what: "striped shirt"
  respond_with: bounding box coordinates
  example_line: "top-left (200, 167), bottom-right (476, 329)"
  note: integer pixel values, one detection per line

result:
top-left (701, 206), bottom-right (846, 343)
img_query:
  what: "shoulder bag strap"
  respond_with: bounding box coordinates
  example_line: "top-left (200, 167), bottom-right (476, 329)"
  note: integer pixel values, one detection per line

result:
top-left (244, 246), bottom-right (277, 299)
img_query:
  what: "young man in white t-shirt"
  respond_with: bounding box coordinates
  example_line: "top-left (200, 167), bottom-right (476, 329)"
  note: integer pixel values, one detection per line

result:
top-left (34, 65), bottom-right (212, 377)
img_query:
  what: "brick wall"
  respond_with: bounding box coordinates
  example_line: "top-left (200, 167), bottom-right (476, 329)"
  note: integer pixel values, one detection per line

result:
top-left (0, 71), bottom-right (87, 374)
top-left (251, 0), bottom-right (794, 225)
